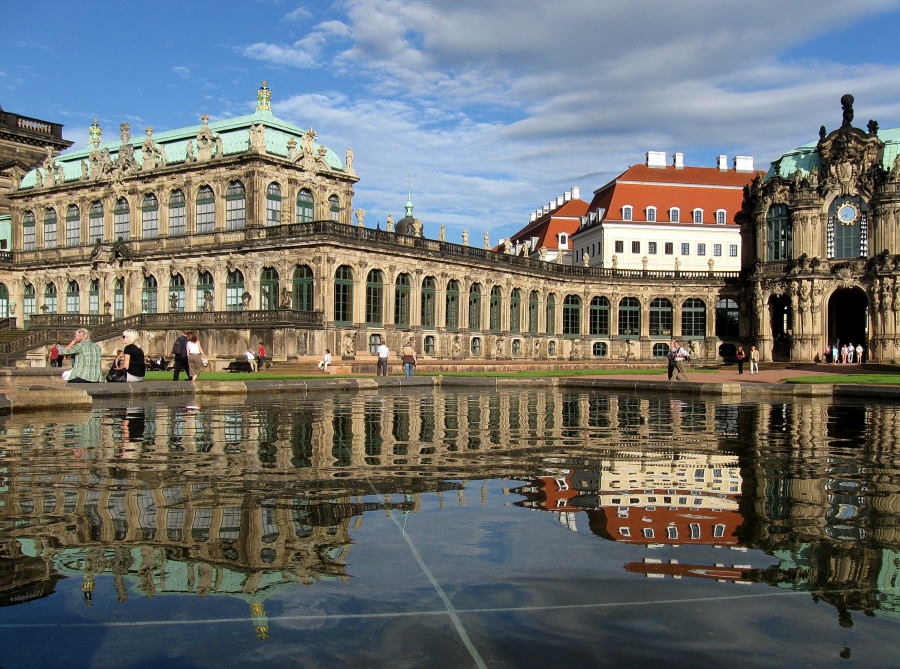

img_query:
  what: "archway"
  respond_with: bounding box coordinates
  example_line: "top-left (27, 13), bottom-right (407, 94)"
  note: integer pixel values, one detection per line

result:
top-left (827, 288), bottom-right (868, 355)
top-left (768, 294), bottom-right (792, 361)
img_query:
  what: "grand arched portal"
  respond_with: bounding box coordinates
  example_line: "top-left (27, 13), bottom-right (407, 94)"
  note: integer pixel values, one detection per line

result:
top-left (827, 288), bottom-right (868, 352)
top-left (768, 294), bottom-right (793, 361)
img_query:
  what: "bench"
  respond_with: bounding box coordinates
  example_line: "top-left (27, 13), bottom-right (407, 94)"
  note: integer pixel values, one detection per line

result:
top-left (224, 360), bottom-right (254, 373)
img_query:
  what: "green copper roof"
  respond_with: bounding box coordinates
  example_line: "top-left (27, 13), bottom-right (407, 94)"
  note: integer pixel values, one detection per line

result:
top-left (767, 127), bottom-right (900, 181)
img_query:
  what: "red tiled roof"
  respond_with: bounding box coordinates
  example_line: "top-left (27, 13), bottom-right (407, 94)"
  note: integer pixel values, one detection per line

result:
top-left (509, 198), bottom-right (588, 250)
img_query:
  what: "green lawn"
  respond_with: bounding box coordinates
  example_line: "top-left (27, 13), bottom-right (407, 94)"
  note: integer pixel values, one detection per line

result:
top-left (785, 374), bottom-right (900, 385)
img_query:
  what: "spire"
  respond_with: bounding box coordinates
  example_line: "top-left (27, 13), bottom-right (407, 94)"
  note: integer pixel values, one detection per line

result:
top-left (405, 179), bottom-right (413, 218)
top-left (256, 81), bottom-right (272, 112)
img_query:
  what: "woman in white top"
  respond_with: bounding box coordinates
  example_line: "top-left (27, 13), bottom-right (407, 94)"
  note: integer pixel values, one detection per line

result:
top-left (186, 332), bottom-right (206, 380)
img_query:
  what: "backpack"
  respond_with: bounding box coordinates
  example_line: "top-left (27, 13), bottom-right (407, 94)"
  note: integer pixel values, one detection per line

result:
top-left (172, 336), bottom-right (187, 357)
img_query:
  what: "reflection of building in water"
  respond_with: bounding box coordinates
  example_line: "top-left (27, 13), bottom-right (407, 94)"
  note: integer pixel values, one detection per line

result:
top-left (516, 453), bottom-right (743, 546)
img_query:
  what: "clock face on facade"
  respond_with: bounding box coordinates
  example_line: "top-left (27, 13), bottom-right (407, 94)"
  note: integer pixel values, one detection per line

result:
top-left (837, 201), bottom-right (860, 225)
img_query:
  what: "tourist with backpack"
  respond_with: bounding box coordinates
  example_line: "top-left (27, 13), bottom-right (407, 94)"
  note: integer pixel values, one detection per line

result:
top-left (169, 330), bottom-right (190, 381)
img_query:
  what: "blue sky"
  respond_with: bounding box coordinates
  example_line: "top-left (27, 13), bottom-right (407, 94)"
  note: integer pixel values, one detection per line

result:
top-left (4, 0), bottom-right (900, 243)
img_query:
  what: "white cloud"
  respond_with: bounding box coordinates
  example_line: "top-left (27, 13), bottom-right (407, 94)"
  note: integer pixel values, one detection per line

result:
top-left (285, 6), bottom-right (312, 21)
top-left (172, 66), bottom-right (191, 79)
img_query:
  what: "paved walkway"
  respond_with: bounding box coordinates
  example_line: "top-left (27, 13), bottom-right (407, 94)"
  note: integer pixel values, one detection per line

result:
top-left (594, 362), bottom-right (886, 385)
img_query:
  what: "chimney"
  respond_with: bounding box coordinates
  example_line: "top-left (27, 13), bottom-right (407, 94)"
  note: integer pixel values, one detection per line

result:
top-left (673, 153), bottom-right (684, 169)
top-left (556, 196), bottom-right (564, 207)
top-left (734, 156), bottom-right (755, 173)
top-left (543, 205), bottom-right (550, 214)
top-left (572, 186), bottom-right (581, 200)
top-left (646, 151), bottom-right (667, 168)
top-left (529, 212), bottom-right (536, 222)
top-left (717, 155), bottom-right (728, 171)
top-left (564, 191), bottom-right (572, 202)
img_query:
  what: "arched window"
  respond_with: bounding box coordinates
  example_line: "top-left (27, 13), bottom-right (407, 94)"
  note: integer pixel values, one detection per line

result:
top-left (226, 270), bottom-right (245, 311)
top-left (66, 280), bottom-right (80, 314)
top-left (682, 298), bottom-right (706, 338)
top-left (292, 265), bottom-right (314, 311)
top-left (260, 267), bottom-right (280, 310)
top-left (646, 206), bottom-right (657, 222)
top-left (693, 208), bottom-right (704, 223)
top-left (828, 196), bottom-right (867, 259)
top-left (225, 181), bottom-right (246, 230)
top-left (334, 265), bottom-right (354, 324)
top-left (715, 298), bottom-right (740, 338)
top-left (43, 208), bottom-right (57, 249)
top-left (669, 207), bottom-right (680, 223)
top-left (169, 190), bottom-right (186, 236)
top-left (546, 294), bottom-right (556, 335)
top-left (766, 203), bottom-right (792, 261)
top-left (89, 279), bottom-right (100, 314)
top-left (296, 189), bottom-right (314, 223)
top-left (266, 182), bottom-right (282, 226)
top-left (562, 295), bottom-right (581, 336)
top-left (446, 280), bottom-right (460, 331)
top-left (197, 271), bottom-right (214, 310)
top-left (528, 291), bottom-right (539, 335)
top-left (89, 201), bottom-right (104, 243)
top-left (422, 276), bottom-right (436, 329)
top-left (44, 282), bottom-right (58, 314)
top-left (22, 211), bottom-right (35, 250)
top-left (114, 277), bottom-right (125, 318)
top-left (196, 185), bottom-right (215, 234)
top-left (66, 204), bottom-right (80, 247)
top-left (142, 193), bottom-right (159, 239)
top-left (622, 205), bottom-right (633, 221)
top-left (329, 195), bottom-right (341, 222)
top-left (618, 297), bottom-right (640, 336)
top-left (365, 270), bottom-right (384, 326)
top-left (169, 273), bottom-right (185, 312)
top-left (471, 337), bottom-right (482, 355)
top-left (114, 197), bottom-right (130, 240)
top-left (394, 273), bottom-right (411, 328)
top-left (0, 283), bottom-right (10, 318)
top-left (649, 298), bottom-right (673, 337)
top-left (589, 296), bottom-right (610, 336)
top-left (23, 284), bottom-right (35, 327)
top-left (468, 283), bottom-right (482, 331)
top-left (489, 286), bottom-right (502, 333)
top-left (142, 275), bottom-right (158, 313)
top-left (715, 209), bottom-right (727, 225)
top-left (510, 289), bottom-right (522, 334)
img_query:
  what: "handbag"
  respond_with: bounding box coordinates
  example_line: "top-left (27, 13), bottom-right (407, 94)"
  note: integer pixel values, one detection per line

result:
top-left (201, 356), bottom-right (209, 367)
top-left (106, 368), bottom-right (127, 383)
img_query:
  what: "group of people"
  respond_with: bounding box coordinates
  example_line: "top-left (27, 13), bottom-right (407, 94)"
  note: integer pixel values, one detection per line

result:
top-left (735, 345), bottom-right (760, 374)
top-left (827, 343), bottom-right (864, 364)
top-left (317, 337), bottom-right (418, 377)
top-left (244, 342), bottom-right (268, 371)
top-left (169, 330), bottom-right (207, 381)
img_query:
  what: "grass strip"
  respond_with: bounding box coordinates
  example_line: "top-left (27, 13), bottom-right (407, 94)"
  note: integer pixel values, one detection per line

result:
top-left (785, 374), bottom-right (900, 385)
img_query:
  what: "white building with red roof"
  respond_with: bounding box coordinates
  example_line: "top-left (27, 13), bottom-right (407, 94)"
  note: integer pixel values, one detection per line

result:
top-left (573, 152), bottom-right (760, 272)
top-left (505, 187), bottom-right (588, 262)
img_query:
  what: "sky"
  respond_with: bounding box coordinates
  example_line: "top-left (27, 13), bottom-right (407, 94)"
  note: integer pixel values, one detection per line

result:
top-left (4, 0), bottom-right (900, 244)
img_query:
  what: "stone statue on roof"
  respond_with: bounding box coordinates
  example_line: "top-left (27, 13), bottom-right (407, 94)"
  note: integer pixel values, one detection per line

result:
top-left (248, 123), bottom-right (266, 153)
top-left (386, 212), bottom-right (394, 232)
top-left (197, 115), bottom-right (215, 161)
top-left (483, 232), bottom-right (490, 249)
top-left (345, 147), bottom-right (354, 174)
top-left (841, 93), bottom-right (854, 128)
top-left (256, 81), bottom-right (272, 112)
top-left (89, 119), bottom-right (102, 147)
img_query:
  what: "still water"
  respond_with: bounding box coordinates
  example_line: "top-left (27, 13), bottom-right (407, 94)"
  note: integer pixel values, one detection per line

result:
top-left (1, 388), bottom-right (900, 668)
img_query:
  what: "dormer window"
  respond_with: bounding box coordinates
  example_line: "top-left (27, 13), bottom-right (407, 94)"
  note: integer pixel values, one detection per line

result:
top-left (693, 209), bottom-right (703, 223)
top-left (646, 206), bottom-right (656, 222)
top-left (716, 209), bottom-right (727, 225)
top-left (558, 233), bottom-right (568, 248)
top-left (670, 207), bottom-right (680, 223)
top-left (622, 205), bottom-right (633, 221)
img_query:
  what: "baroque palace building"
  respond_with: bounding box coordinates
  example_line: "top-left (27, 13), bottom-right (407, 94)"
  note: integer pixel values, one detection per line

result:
top-left (1, 84), bottom-right (754, 365)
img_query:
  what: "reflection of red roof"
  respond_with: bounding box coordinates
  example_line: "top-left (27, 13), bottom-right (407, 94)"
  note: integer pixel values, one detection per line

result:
top-left (626, 561), bottom-right (750, 582)
top-left (509, 199), bottom-right (589, 251)
top-left (598, 505), bottom-right (742, 546)
top-left (586, 164), bottom-right (760, 226)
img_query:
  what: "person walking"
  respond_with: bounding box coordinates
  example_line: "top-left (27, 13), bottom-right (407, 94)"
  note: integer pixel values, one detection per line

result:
top-left (245, 348), bottom-right (256, 371)
top-left (116, 329), bottom-right (146, 382)
top-left (48, 343), bottom-right (60, 367)
top-left (257, 342), bottom-right (266, 371)
top-left (316, 349), bottom-right (332, 371)
top-left (376, 337), bottom-right (390, 376)
top-left (736, 346), bottom-right (746, 375)
top-left (856, 343), bottom-right (864, 364)
top-left (847, 343), bottom-right (855, 364)
top-left (668, 340), bottom-right (689, 382)
top-left (170, 330), bottom-right (190, 381)
top-left (749, 345), bottom-right (760, 374)
top-left (401, 342), bottom-right (417, 377)
top-left (186, 332), bottom-right (206, 381)
top-left (59, 328), bottom-right (103, 383)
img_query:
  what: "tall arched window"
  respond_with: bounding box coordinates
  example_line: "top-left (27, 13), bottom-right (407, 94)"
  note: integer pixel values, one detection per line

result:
top-left (89, 201), bottom-right (104, 243)
top-left (66, 204), bottom-right (80, 247)
top-left (0, 283), bottom-right (9, 318)
top-left (365, 270), bottom-right (384, 326)
top-left (528, 291), bottom-right (539, 335)
top-left (329, 195), bottom-right (341, 222)
top-left (225, 181), bottom-right (245, 230)
top-left (197, 271), bottom-right (214, 310)
top-left (589, 296), bottom-right (610, 336)
top-left (296, 189), bottom-right (314, 223)
top-left (510, 289), bottom-right (521, 334)
top-left (114, 278), bottom-right (125, 318)
top-left (23, 284), bottom-right (35, 327)
top-left (682, 298), bottom-right (706, 338)
top-left (169, 273), bottom-right (185, 312)
top-left (394, 273), bottom-right (411, 328)
top-left (334, 265), bottom-right (354, 325)
top-left (649, 298), bottom-right (673, 338)
top-left (422, 276), bottom-right (436, 329)
top-left (618, 297), bottom-right (640, 336)
top-left (489, 286), bottom-right (503, 333)
top-left (44, 282), bottom-right (58, 314)
top-left (66, 280), bottom-right (80, 314)
top-left (43, 208), bottom-right (57, 249)
top-left (266, 182), bottom-right (282, 226)
top-left (196, 185), bottom-right (215, 234)
top-left (22, 211), bottom-right (35, 250)
top-left (89, 279), bottom-right (100, 314)
top-left (766, 203), bottom-right (792, 261)
top-left (142, 193), bottom-right (159, 239)
top-left (715, 299), bottom-right (740, 338)
top-left (169, 190), bottom-right (186, 236)
top-left (226, 270), bottom-right (245, 311)
top-left (260, 267), bottom-right (279, 310)
top-left (142, 275), bottom-right (158, 313)
top-left (468, 283), bottom-right (482, 331)
top-left (114, 197), bottom-right (130, 240)
top-left (446, 280), bottom-right (460, 331)
top-left (562, 295), bottom-right (581, 336)
top-left (546, 294), bottom-right (556, 336)
top-left (292, 265), bottom-right (314, 311)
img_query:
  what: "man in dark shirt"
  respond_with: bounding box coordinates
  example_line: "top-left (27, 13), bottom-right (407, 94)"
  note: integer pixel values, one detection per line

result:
top-left (170, 330), bottom-right (190, 381)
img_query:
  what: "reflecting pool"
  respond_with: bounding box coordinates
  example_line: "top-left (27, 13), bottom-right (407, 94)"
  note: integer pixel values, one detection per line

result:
top-left (2, 388), bottom-right (900, 668)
